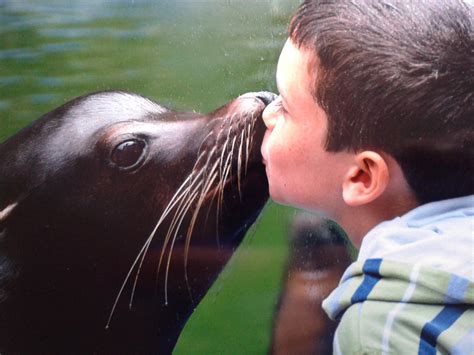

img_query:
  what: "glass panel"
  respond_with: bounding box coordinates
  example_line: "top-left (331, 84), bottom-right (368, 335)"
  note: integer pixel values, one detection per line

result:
top-left (0, 1), bottom-right (353, 353)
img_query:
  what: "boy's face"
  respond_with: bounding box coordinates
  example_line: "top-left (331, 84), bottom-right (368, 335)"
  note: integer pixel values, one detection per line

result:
top-left (261, 39), bottom-right (353, 215)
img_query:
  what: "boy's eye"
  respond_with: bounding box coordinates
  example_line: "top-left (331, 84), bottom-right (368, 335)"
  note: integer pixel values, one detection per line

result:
top-left (274, 96), bottom-right (288, 114)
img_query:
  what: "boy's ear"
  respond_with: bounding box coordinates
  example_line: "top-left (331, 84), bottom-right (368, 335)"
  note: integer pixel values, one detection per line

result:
top-left (342, 151), bottom-right (389, 206)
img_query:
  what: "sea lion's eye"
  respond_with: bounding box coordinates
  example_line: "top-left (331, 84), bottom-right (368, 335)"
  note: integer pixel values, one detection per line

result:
top-left (111, 139), bottom-right (146, 168)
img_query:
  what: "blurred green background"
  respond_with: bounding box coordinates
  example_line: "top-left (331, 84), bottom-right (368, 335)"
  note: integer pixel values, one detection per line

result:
top-left (1, 1), bottom-right (302, 353)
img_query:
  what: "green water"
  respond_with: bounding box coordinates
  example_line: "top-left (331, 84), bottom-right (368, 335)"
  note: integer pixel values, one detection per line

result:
top-left (1, 1), bottom-right (299, 353)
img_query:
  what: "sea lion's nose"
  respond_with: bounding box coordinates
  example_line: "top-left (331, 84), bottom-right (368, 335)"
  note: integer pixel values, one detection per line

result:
top-left (238, 91), bottom-right (277, 106)
top-left (255, 91), bottom-right (277, 106)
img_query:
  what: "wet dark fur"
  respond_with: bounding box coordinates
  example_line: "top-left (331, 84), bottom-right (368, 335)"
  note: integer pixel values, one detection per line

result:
top-left (0, 91), bottom-right (274, 353)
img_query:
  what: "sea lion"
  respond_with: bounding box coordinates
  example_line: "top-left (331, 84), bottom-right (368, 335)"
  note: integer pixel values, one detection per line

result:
top-left (0, 90), bottom-right (275, 353)
top-left (270, 212), bottom-right (352, 355)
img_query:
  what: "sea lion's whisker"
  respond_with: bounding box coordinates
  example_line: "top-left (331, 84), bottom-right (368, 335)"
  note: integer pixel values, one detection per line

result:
top-left (226, 133), bottom-right (238, 186)
top-left (215, 160), bottom-right (226, 246)
top-left (187, 162), bottom-right (221, 240)
top-left (159, 173), bottom-right (205, 260)
top-left (183, 169), bottom-right (220, 292)
top-left (219, 119), bottom-right (232, 180)
top-left (184, 162), bottom-right (220, 269)
top-left (213, 152), bottom-right (233, 249)
top-left (215, 145), bottom-right (229, 246)
top-left (237, 130), bottom-right (245, 200)
top-left (130, 173), bottom-right (203, 306)
top-left (204, 145), bottom-right (218, 171)
top-left (160, 153), bottom-right (218, 302)
top-left (222, 148), bottom-right (234, 187)
top-left (195, 130), bottom-right (214, 158)
top-left (245, 120), bottom-right (252, 175)
top-left (217, 120), bottom-right (233, 229)
top-left (245, 113), bottom-right (258, 176)
top-left (163, 135), bottom-right (222, 304)
top-left (192, 142), bottom-right (226, 250)
top-left (180, 170), bottom-right (220, 302)
top-left (107, 173), bottom-right (195, 327)
top-left (159, 192), bottom-right (192, 277)
top-left (193, 150), bottom-right (209, 171)
top-left (219, 144), bottom-right (234, 213)
top-left (164, 164), bottom-right (218, 304)
top-left (249, 113), bottom-right (256, 150)
top-left (163, 187), bottom-right (202, 304)
top-left (156, 176), bottom-right (205, 281)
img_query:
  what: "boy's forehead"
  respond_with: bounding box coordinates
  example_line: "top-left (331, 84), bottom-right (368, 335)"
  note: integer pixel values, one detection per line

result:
top-left (276, 39), bottom-right (318, 98)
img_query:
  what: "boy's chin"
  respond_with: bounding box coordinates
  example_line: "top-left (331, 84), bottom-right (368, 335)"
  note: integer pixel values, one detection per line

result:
top-left (268, 188), bottom-right (288, 206)
top-left (269, 189), bottom-right (300, 209)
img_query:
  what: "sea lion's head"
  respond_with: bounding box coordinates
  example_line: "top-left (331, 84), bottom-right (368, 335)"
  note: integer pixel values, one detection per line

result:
top-left (0, 90), bottom-right (275, 353)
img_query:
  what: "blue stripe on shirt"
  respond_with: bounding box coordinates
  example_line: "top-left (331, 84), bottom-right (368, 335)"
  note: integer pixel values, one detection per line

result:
top-left (351, 258), bottom-right (383, 304)
top-left (444, 274), bottom-right (470, 304)
top-left (418, 306), bottom-right (467, 355)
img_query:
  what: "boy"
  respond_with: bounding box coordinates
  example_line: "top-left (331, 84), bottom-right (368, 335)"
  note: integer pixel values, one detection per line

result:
top-left (261, 0), bottom-right (473, 353)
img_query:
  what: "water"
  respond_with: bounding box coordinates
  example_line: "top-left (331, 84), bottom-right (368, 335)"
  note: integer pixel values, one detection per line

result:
top-left (1, 0), bottom-right (294, 141)
top-left (1, 1), bottom-right (297, 353)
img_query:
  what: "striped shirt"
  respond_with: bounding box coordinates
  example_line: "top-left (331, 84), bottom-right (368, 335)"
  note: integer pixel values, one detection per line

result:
top-left (323, 195), bottom-right (474, 354)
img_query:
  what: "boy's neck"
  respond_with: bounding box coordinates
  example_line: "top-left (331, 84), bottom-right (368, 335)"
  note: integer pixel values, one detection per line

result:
top-left (339, 186), bottom-right (419, 248)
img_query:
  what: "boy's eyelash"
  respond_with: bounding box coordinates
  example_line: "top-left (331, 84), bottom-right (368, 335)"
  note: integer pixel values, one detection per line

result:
top-left (275, 97), bottom-right (287, 113)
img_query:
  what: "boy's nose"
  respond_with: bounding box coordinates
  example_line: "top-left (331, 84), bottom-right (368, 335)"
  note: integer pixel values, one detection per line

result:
top-left (262, 97), bottom-right (281, 130)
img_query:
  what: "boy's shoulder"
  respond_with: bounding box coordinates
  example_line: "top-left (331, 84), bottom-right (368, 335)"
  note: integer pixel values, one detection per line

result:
top-left (334, 297), bottom-right (474, 354)
top-left (325, 258), bottom-right (474, 354)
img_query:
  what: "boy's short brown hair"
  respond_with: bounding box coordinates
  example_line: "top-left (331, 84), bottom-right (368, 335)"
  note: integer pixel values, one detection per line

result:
top-left (289, 0), bottom-right (473, 204)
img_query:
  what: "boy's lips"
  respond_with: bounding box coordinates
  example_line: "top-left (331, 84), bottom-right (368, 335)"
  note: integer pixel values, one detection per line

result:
top-left (261, 131), bottom-right (270, 166)
top-left (261, 148), bottom-right (268, 166)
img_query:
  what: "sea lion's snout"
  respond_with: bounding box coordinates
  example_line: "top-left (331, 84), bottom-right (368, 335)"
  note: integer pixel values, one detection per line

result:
top-left (204, 91), bottom-right (276, 158)
top-left (238, 91), bottom-right (277, 106)
top-left (255, 92), bottom-right (278, 106)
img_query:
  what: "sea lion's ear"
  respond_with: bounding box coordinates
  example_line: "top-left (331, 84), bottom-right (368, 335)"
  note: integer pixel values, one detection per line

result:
top-left (0, 201), bottom-right (18, 226)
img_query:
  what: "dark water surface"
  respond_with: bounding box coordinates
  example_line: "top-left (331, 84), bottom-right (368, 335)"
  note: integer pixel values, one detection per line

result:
top-left (1, 1), bottom-right (298, 353)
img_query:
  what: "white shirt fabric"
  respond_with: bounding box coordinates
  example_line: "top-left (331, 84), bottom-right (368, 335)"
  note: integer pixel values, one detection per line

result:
top-left (357, 195), bottom-right (474, 281)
